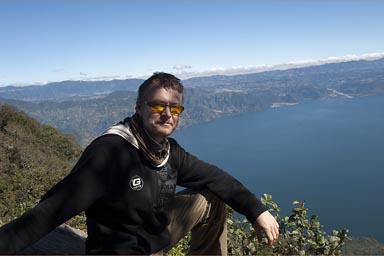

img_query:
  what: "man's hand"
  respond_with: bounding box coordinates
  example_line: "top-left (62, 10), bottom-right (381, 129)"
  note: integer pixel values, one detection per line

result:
top-left (253, 210), bottom-right (279, 247)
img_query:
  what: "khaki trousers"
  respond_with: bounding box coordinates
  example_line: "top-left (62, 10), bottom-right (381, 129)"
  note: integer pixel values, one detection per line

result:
top-left (163, 189), bottom-right (227, 255)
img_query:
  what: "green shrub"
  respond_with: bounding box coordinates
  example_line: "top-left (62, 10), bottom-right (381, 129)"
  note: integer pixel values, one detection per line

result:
top-left (168, 194), bottom-right (349, 255)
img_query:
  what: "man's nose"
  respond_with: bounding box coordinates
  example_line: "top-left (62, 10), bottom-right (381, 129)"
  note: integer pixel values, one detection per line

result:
top-left (161, 106), bottom-right (172, 117)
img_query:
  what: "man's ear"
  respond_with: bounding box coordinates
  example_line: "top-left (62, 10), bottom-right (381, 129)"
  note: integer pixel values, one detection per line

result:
top-left (136, 104), bottom-right (142, 116)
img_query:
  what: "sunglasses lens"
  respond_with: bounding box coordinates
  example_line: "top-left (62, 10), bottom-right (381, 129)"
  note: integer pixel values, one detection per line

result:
top-left (170, 106), bottom-right (183, 115)
top-left (149, 104), bottom-right (166, 113)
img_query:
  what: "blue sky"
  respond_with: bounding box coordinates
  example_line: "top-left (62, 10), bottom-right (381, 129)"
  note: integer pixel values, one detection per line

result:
top-left (1, 0), bottom-right (383, 86)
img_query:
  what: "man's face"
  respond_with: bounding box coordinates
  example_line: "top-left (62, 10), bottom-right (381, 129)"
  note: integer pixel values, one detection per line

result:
top-left (137, 87), bottom-right (183, 142)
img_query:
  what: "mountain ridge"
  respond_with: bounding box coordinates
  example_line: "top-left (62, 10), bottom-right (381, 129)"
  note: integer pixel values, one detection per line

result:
top-left (1, 57), bottom-right (384, 102)
top-left (1, 57), bottom-right (384, 146)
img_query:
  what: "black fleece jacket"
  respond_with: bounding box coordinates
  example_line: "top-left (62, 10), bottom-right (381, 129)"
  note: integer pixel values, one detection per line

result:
top-left (0, 134), bottom-right (268, 254)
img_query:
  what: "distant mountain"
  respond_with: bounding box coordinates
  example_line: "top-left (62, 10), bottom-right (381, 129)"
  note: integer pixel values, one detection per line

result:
top-left (0, 91), bottom-right (138, 146)
top-left (183, 57), bottom-right (384, 94)
top-left (2, 58), bottom-right (384, 102)
top-left (1, 58), bottom-right (384, 146)
top-left (0, 79), bottom-right (142, 102)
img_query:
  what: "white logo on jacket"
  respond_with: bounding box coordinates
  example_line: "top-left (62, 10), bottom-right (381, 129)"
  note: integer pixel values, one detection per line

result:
top-left (129, 175), bottom-right (144, 191)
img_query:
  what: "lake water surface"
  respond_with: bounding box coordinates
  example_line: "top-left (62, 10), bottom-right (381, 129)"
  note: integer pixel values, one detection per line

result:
top-left (173, 94), bottom-right (384, 242)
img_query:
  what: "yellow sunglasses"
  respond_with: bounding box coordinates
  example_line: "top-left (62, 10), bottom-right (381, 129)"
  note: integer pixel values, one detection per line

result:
top-left (144, 101), bottom-right (184, 115)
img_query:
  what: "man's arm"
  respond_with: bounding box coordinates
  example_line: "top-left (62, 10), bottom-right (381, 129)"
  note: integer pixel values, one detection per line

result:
top-left (0, 138), bottom-right (112, 254)
top-left (170, 139), bottom-right (279, 245)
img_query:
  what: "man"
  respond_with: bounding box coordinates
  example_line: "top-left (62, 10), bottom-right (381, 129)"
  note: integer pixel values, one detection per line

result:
top-left (0, 72), bottom-right (279, 255)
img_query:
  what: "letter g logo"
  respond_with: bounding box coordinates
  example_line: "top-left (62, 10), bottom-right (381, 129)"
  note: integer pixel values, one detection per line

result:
top-left (129, 175), bottom-right (144, 191)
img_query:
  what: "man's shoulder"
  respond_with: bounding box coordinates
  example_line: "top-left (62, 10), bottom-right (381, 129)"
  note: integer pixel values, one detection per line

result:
top-left (168, 137), bottom-right (178, 145)
top-left (168, 137), bottom-right (183, 150)
top-left (79, 134), bottom-right (138, 166)
top-left (168, 137), bottom-right (192, 161)
top-left (88, 134), bottom-right (134, 150)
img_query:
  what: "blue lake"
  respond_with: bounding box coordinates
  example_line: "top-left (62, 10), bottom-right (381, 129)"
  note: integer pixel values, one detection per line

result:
top-left (173, 94), bottom-right (384, 242)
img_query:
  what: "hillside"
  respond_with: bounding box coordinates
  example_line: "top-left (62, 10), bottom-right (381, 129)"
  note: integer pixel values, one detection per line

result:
top-left (343, 237), bottom-right (384, 255)
top-left (0, 104), bottom-right (82, 222)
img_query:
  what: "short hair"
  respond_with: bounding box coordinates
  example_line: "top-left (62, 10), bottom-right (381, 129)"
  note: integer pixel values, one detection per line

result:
top-left (136, 72), bottom-right (184, 105)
